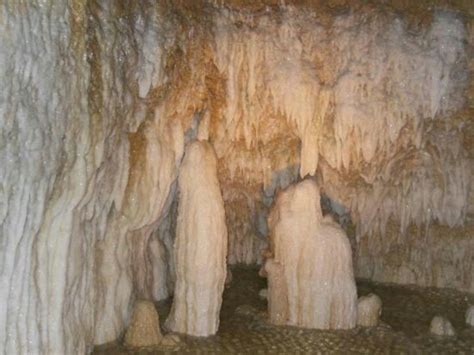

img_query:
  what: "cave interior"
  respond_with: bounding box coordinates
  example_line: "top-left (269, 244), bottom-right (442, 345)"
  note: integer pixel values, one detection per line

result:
top-left (1, 0), bottom-right (473, 354)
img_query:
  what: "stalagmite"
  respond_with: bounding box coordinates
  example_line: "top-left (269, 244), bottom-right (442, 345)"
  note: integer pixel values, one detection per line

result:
top-left (165, 141), bottom-right (228, 337)
top-left (124, 301), bottom-right (163, 348)
top-left (357, 294), bottom-right (382, 327)
top-left (265, 180), bottom-right (357, 329)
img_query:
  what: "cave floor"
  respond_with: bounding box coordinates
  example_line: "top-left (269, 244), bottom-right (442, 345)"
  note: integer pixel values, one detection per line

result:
top-left (93, 266), bottom-right (474, 354)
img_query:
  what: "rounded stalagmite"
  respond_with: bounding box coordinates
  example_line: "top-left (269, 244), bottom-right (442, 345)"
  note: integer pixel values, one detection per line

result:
top-left (357, 293), bottom-right (382, 327)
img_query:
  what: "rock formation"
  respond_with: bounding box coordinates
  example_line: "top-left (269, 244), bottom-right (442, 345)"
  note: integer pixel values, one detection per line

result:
top-left (265, 180), bottom-right (357, 329)
top-left (357, 294), bottom-right (383, 327)
top-left (124, 301), bottom-right (163, 348)
top-left (430, 316), bottom-right (456, 336)
top-left (165, 141), bottom-right (228, 337)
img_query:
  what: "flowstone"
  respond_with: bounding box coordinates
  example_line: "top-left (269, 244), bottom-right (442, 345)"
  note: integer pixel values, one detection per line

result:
top-left (265, 180), bottom-right (357, 329)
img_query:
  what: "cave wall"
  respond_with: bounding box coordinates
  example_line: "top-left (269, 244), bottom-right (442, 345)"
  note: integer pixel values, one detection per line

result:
top-left (0, 1), bottom-right (184, 353)
top-left (356, 222), bottom-right (474, 293)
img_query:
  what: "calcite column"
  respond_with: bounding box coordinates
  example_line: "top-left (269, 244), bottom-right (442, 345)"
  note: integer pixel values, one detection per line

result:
top-left (265, 179), bottom-right (357, 329)
top-left (165, 141), bottom-right (228, 336)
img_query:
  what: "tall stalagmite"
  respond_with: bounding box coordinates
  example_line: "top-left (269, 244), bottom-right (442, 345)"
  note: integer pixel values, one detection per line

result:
top-left (165, 141), bottom-right (228, 337)
top-left (265, 180), bottom-right (357, 329)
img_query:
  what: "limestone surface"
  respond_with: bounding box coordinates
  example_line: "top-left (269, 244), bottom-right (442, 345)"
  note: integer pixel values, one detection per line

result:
top-left (124, 301), bottom-right (162, 348)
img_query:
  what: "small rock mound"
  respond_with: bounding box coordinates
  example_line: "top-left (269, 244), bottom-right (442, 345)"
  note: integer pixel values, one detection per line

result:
top-left (430, 315), bottom-right (456, 336)
top-left (466, 305), bottom-right (474, 326)
top-left (357, 293), bottom-right (382, 327)
top-left (124, 300), bottom-right (163, 348)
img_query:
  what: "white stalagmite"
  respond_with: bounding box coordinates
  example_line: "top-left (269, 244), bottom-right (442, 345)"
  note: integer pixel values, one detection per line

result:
top-left (265, 180), bottom-right (357, 329)
top-left (165, 141), bottom-right (228, 337)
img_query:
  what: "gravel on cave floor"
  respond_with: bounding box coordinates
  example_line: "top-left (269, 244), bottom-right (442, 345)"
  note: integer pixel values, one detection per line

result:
top-left (93, 266), bottom-right (474, 354)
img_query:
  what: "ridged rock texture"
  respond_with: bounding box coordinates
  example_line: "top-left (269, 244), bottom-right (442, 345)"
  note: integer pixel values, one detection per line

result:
top-left (165, 141), bottom-right (228, 337)
top-left (265, 180), bottom-right (357, 329)
top-left (0, 1), bottom-right (184, 353)
top-left (1, 0), bottom-right (473, 353)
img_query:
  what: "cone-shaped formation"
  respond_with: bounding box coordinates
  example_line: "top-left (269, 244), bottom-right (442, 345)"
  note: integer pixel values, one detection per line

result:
top-left (265, 180), bottom-right (357, 329)
top-left (124, 301), bottom-right (163, 348)
top-left (165, 141), bottom-right (228, 336)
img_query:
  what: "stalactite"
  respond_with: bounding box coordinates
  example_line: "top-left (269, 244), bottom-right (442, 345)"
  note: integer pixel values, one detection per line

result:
top-left (209, 5), bottom-right (470, 266)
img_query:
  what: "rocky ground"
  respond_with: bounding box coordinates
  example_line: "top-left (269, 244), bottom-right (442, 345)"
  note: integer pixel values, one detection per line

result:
top-left (93, 267), bottom-right (474, 354)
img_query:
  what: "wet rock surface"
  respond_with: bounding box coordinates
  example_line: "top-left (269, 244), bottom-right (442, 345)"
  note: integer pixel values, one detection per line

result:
top-left (94, 267), bottom-right (474, 354)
